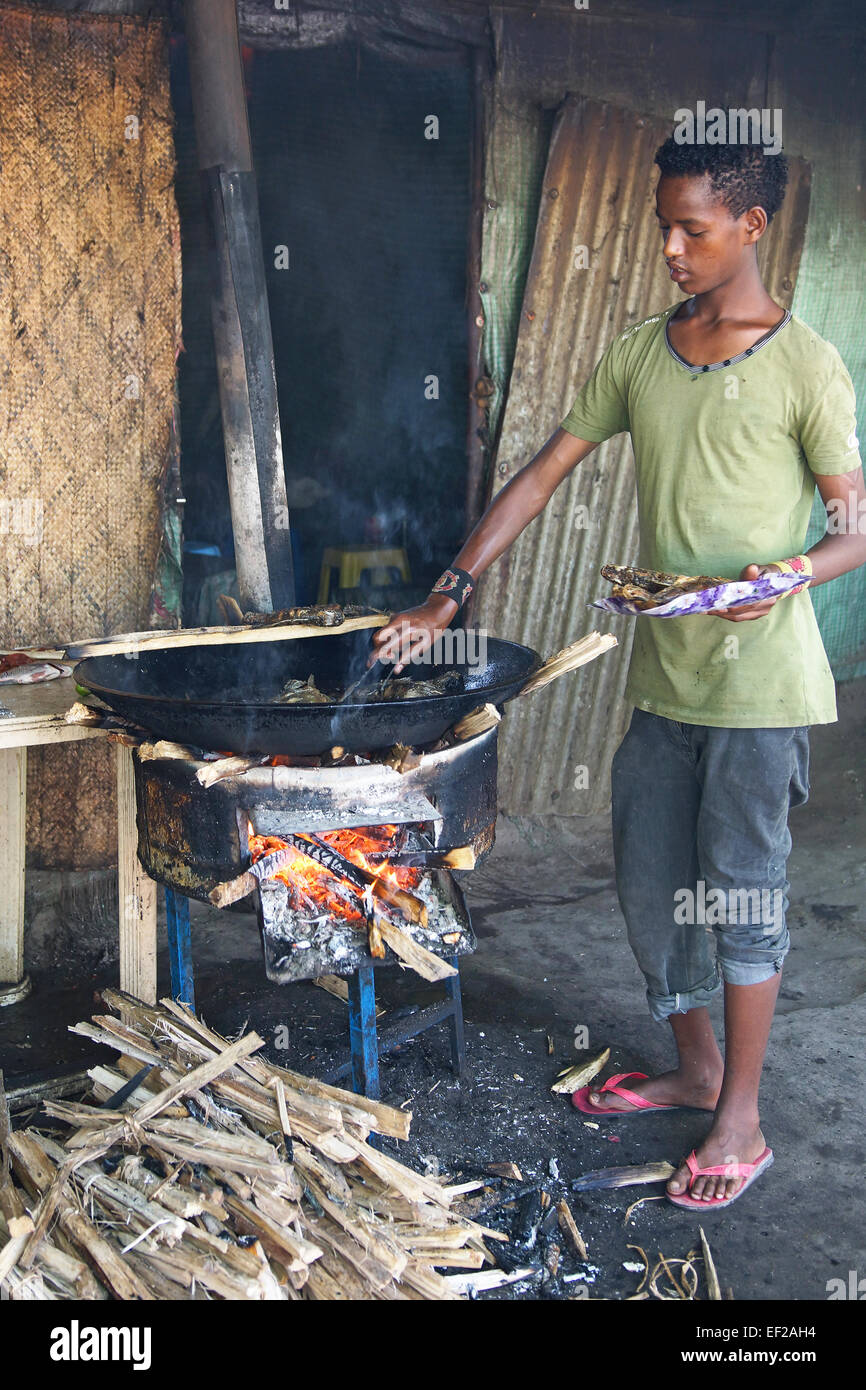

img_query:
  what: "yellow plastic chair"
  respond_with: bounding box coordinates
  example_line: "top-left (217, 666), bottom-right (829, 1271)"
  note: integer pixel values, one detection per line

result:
top-left (317, 545), bottom-right (411, 603)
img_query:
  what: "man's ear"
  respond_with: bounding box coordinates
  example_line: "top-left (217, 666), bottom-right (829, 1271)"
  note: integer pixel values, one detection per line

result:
top-left (743, 205), bottom-right (768, 243)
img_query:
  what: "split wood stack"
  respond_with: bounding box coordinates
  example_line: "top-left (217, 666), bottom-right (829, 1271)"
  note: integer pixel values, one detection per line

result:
top-left (0, 992), bottom-right (506, 1301)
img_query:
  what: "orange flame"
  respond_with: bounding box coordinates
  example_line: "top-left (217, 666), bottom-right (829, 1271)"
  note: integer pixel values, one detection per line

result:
top-left (248, 823), bottom-right (419, 921)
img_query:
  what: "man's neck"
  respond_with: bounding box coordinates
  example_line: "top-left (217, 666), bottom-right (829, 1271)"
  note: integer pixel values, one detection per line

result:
top-left (679, 261), bottom-right (778, 326)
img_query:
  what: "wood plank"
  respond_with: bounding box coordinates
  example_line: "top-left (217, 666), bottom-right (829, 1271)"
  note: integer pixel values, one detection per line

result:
top-left (116, 743), bottom-right (157, 1005)
top-left (66, 611), bottom-right (387, 659)
top-left (0, 677), bottom-right (107, 750)
top-left (375, 918), bottom-right (458, 983)
top-left (0, 747), bottom-right (26, 984)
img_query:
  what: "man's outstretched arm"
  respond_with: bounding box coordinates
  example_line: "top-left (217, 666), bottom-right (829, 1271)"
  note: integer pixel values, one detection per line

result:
top-left (373, 428), bottom-right (599, 669)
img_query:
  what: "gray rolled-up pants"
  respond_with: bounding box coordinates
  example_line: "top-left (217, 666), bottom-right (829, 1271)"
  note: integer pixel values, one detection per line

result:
top-left (611, 708), bottom-right (810, 1022)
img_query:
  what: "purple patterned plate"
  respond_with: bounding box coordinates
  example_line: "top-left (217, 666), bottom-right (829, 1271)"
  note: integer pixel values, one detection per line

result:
top-left (591, 571), bottom-right (810, 618)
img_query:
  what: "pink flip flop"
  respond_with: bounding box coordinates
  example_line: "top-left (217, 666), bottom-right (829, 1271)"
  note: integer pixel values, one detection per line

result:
top-left (571, 1071), bottom-right (679, 1117)
top-left (666, 1146), bottom-right (774, 1210)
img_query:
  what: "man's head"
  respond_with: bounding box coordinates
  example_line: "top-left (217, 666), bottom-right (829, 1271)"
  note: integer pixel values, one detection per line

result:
top-left (653, 138), bottom-right (789, 295)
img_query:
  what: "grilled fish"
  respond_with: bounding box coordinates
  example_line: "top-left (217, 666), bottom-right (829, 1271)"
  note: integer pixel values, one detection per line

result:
top-left (601, 564), bottom-right (730, 609)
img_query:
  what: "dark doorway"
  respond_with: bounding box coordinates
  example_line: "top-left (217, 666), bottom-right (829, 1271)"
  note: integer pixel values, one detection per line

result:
top-left (171, 38), bottom-right (472, 621)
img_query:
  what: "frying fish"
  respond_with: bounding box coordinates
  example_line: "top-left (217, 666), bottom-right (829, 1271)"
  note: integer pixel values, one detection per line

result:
top-left (275, 675), bottom-right (332, 705)
top-left (374, 672), bottom-right (462, 701)
top-left (273, 669), bottom-right (463, 705)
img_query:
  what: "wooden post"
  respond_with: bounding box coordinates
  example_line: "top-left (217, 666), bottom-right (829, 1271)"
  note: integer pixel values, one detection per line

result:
top-left (463, 44), bottom-right (491, 540)
top-left (0, 747), bottom-right (30, 1003)
top-left (184, 0), bottom-right (295, 613)
top-left (116, 744), bottom-right (157, 1005)
top-left (347, 962), bottom-right (380, 1100)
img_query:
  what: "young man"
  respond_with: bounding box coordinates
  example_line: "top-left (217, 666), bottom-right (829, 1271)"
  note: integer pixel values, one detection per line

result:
top-left (373, 137), bottom-right (866, 1208)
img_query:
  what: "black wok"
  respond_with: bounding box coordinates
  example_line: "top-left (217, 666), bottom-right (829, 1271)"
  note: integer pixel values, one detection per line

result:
top-left (74, 630), bottom-right (542, 756)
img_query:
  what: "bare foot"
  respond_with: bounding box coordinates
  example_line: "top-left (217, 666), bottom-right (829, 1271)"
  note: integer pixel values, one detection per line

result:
top-left (667, 1120), bottom-right (767, 1202)
top-left (586, 1068), bottom-right (722, 1113)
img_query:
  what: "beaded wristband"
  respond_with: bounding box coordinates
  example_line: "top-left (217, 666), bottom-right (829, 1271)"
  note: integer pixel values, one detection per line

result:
top-left (770, 554), bottom-right (813, 597)
top-left (431, 566), bottom-right (475, 609)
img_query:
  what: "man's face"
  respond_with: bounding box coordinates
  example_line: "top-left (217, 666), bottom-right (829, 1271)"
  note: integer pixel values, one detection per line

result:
top-left (655, 174), bottom-right (757, 295)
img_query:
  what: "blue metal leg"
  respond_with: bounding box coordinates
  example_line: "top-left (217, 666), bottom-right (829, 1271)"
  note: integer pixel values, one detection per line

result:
top-left (347, 960), bottom-right (380, 1099)
top-left (445, 955), bottom-right (465, 1076)
top-left (165, 888), bottom-right (195, 1010)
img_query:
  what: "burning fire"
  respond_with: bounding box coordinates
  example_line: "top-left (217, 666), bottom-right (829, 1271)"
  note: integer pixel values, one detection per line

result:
top-left (247, 821), bottom-right (420, 922)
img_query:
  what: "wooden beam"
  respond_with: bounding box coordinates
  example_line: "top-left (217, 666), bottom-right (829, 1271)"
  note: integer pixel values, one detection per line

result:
top-left (463, 43), bottom-right (491, 542)
top-left (116, 744), bottom-right (157, 1005)
top-left (66, 610), bottom-right (387, 659)
top-left (184, 0), bottom-right (295, 613)
top-left (0, 748), bottom-right (27, 995)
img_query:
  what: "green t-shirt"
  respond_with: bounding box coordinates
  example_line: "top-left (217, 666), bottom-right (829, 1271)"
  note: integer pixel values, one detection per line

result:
top-left (561, 304), bottom-right (862, 728)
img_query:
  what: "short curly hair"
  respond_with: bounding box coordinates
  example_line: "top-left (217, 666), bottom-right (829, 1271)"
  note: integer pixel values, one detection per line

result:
top-left (654, 135), bottom-right (789, 224)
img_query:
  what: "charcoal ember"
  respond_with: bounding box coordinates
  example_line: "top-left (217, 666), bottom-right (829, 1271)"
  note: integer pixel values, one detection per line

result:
top-left (514, 1189), bottom-right (543, 1248)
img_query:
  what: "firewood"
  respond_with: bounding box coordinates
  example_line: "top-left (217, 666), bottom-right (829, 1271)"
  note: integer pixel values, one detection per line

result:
top-left (375, 918), bottom-right (457, 983)
top-left (409, 1248), bottom-right (486, 1270)
top-left (153, 997), bottom-right (402, 1139)
top-left (285, 833), bottom-right (428, 926)
top-left (70, 1017), bottom-right (169, 1071)
top-left (550, 1046), bottom-right (611, 1094)
top-left (556, 1198), bottom-right (588, 1260)
top-left (443, 1266), bottom-right (537, 1296)
top-left (208, 845), bottom-right (304, 907)
top-left (304, 1258), bottom-right (354, 1301)
top-left (209, 870), bottom-right (257, 908)
top-left (137, 740), bottom-right (201, 763)
top-left (397, 1262), bottom-right (459, 1300)
top-left (368, 917), bottom-right (386, 959)
top-left (1, 996), bottom-right (497, 1300)
top-left (302, 1213), bottom-right (400, 1293)
top-left (25, 1231), bottom-right (105, 1300)
top-left (571, 1161), bottom-right (676, 1192)
top-left (381, 743), bottom-right (423, 773)
top-left (143, 1243), bottom-right (275, 1301)
top-left (699, 1226), bottom-right (722, 1302)
top-left (119, 1157), bottom-right (209, 1220)
top-left (258, 1063), bottom-right (411, 1141)
top-left (196, 754), bottom-right (269, 787)
top-left (452, 702), bottom-right (502, 740)
top-left (517, 632), bottom-right (617, 696)
top-left (313, 973), bottom-right (387, 1017)
top-left (8, 1133), bottom-right (156, 1300)
top-left (365, 844), bottom-right (476, 871)
top-left (486, 1161), bottom-right (523, 1181)
top-left (63, 700), bottom-right (102, 726)
top-left (313, 973), bottom-right (350, 1002)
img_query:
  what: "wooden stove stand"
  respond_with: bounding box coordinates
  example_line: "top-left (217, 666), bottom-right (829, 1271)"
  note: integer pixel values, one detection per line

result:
top-left (0, 677), bottom-right (156, 1006)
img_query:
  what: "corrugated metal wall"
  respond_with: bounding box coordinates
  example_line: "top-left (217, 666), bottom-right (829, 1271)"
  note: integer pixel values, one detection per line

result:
top-left (476, 95), bottom-right (811, 815)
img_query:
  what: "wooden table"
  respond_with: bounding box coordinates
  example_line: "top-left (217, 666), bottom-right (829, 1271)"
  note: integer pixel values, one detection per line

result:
top-left (0, 677), bottom-right (157, 1006)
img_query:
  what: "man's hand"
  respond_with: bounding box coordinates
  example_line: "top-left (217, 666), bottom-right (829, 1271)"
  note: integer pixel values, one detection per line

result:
top-left (708, 563), bottom-right (784, 622)
top-left (371, 595), bottom-right (456, 673)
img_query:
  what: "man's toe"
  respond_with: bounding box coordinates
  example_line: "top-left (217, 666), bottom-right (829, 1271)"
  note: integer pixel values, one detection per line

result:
top-left (667, 1160), bottom-right (691, 1194)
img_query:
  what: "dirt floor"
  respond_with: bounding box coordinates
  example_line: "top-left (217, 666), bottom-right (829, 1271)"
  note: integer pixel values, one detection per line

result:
top-left (3, 679), bottom-right (865, 1302)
